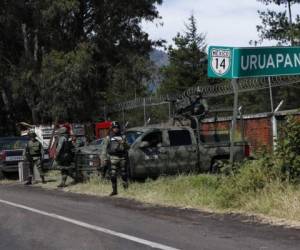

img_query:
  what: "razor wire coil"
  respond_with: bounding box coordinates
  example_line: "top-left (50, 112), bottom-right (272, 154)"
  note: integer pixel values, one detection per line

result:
top-left (104, 75), bottom-right (300, 114)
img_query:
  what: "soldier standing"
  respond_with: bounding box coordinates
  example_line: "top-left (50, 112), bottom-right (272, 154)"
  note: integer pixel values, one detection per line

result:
top-left (25, 132), bottom-right (46, 185)
top-left (101, 121), bottom-right (129, 196)
top-left (55, 127), bottom-right (76, 188)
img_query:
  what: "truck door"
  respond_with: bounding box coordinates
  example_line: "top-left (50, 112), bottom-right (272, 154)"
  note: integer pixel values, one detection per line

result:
top-left (167, 129), bottom-right (198, 174)
top-left (131, 130), bottom-right (168, 178)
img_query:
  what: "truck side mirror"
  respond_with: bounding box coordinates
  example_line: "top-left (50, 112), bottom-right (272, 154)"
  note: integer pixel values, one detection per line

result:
top-left (139, 141), bottom-right (150, 148)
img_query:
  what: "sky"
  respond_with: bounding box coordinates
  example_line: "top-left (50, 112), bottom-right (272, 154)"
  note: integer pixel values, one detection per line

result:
top-left (142, 0), bottom-right (300, 48)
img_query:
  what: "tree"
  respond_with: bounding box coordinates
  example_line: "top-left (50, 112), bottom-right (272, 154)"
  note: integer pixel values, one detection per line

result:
top-left (159, 15), bottom-right (207, 95)
top-left (0, 1), bottom-right (27, 130)
top-left (0, 0), bottom-right (163, 131)
top-left (256, 0), bottom-right (300, 45)
top-left (105, 55), bottom-right (154, 103)
top-left (248, 1), bottom-right (300, 113)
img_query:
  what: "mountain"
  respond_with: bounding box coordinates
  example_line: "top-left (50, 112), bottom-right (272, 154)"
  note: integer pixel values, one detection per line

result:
top-left (150, 49), bottom-right (169, 67)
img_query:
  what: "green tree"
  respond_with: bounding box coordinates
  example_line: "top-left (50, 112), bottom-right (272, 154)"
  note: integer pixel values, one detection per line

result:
top-left (256, 0), bottom-right (300, 45)
top-left (0, 1), bottom-right (27, 130)
top-left (249, 1), bottom-right (300, 113)
top-left (159, 15), bottom-right (207, 95)
top-left (106, 54), bottom-right (154, 103)
top-left (0, 0), bottom-right (163, 129)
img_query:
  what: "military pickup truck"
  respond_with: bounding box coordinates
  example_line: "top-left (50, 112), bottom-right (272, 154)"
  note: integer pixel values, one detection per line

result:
top-left (125, 126), bottom-right (250, 180)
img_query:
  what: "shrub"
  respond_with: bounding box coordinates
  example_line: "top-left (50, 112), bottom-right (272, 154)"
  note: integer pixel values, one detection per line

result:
top-left (276, 116), bottom-right (300, 182)
top-left (216, 159), bottom-right (272, 208)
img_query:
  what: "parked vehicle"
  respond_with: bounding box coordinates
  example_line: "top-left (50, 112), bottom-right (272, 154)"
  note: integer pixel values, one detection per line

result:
top-left (0, 136), bottom-right (52, 179)
top-left (72, 95), bottom-right (250, 180)
top-left (126, 126), bottom-right (250, 180)
top-left (74, 138), bottom-right (104, 175)
top-left (0, 137), bottom-right (30, 179)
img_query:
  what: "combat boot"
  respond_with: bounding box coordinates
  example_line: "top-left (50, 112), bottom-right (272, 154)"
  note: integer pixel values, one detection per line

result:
top-left (41, 175), bottom-right (46, 184)
top-left (24, 176), bottom-right (32, 185)
top-left (122, 182), bottom-right (129, 190)
top-left (110, 181), bottom-right (118, 196)
top-left (57, 176), bottom-right (67, 188)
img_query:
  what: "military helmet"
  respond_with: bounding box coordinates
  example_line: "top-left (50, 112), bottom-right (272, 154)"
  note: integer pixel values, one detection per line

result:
top-left (111, 121), bottom-right (121, 129)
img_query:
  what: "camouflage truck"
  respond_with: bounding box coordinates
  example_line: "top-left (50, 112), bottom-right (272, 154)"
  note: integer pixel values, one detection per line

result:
top-left (125, 92), bottom-right (250, 179)
top-left (125, 125), bottom-right (250, 180)
top-left (73, 93), bottom-right (250, 180)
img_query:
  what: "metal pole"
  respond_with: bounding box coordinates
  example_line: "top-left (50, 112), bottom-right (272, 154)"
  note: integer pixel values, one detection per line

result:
top-left (272, 100), bottom-right (284, 151)
top-left (168, 102), bottom-right (171, 120)
top-left (230, 79), bottom-right (239, 164)
top-left (143, 98), bottom-right (146, 126)
top-left (122, 108), bottom-right (125, 126)
top-left (269, 76), bottom-right (276, 150)
top-left (272, 116), bottom-right (277, 150)
top-left (268, 77), bottom-right (274, 112)
top-left (287, 0), bottom-right (294, 45)
top-left (238, 106), bottom-right (245, 142)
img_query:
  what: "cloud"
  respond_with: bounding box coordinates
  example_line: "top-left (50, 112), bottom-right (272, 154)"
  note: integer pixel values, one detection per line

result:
top-left (142, 0), bottom-right (297, 47)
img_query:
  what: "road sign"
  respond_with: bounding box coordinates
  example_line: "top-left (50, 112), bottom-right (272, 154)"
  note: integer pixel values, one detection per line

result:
top-left (208, 47), bottom-right (234, 78)
top-left (208, 46), bottom-right (300, 79)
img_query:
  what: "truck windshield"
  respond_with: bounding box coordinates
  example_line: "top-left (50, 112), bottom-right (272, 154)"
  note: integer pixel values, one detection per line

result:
top-left (125, 131), bottom-right (144, 145)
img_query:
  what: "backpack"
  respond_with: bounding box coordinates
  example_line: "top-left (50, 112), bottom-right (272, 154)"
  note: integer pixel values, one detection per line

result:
top-left (56, 140), bottom-right (75, 165)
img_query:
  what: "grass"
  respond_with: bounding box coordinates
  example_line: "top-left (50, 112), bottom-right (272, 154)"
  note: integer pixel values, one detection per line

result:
top-left (241, 181), bottom-right (300, 221)
top-left (1, 156), bottom-right (296, 227)
top-left (0, 179), bottom-right (16, 185)
top-left (33, 169), bottom-right (300, 225)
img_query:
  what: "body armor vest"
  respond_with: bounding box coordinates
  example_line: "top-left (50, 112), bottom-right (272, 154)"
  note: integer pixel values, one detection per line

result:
top-left (108, 136), bottom-right (126, 156)
top-left (28, 140), bottom-right (41, 157)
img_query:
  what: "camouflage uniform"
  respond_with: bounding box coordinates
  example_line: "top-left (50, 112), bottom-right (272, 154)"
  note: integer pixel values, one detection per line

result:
top-left (101, 122), bottom-right (129, 196)
top-left (25, 134), bottom-right (45, 184)
top-left (55, 128), bottom-right (76, 188)
top-left (192, 95), bottom-right (208, 117)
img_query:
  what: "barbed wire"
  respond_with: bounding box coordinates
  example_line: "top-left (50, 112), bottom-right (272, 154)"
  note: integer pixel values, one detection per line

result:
top-left (105, 75), bottom-right (300, 114)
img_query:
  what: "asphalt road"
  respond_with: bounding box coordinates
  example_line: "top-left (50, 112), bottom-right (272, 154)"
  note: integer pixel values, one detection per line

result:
top-left (0, 184), bottom-right (299, 250)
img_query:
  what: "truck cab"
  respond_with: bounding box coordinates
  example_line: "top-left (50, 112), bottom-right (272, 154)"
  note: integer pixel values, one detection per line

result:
top-left (127, 126), bottom-right (199, 179)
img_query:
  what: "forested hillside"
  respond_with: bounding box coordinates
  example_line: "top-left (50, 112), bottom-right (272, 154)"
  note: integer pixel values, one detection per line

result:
top-left (0, 0), bottom-right (163, 134)
top-left (1, 0), bottom-right (300, 135)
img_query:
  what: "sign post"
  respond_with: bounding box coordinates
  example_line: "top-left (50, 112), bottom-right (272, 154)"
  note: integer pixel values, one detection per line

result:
top-left (208, 46), bottom-right (238, 164)
top-left (230, 79), bottom-right (239, 164)
top-left (208, 45), bottom-right (300, 162)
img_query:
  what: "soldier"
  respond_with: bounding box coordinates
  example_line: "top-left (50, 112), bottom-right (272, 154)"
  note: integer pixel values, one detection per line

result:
top-left (55, 127), bottom-right (76, 188)
top-left (101, 121), bottom-right (129, 196)
top-left (192, 91), bottom-right (208, 118)
top-left (25, 131), bottom-right (46, 185)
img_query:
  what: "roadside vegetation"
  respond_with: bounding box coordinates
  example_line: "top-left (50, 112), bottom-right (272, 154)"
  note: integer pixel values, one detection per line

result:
top-left (42, 168), bottom-right (300, 224)
top-left (37, 117), bottom-right (300, 225)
